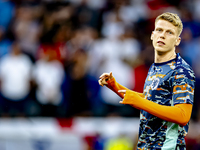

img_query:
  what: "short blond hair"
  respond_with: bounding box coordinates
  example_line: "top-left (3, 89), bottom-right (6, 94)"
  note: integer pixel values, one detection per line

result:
top-left (155, 12), bottom-right (183, 36)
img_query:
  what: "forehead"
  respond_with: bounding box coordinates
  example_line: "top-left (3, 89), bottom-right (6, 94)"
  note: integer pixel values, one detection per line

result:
top-left (155, 19), bottom-right (178, 34)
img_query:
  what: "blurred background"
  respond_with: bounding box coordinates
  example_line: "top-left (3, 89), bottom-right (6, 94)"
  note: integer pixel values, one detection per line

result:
top-left (0, 0), bottom-right (200, 149)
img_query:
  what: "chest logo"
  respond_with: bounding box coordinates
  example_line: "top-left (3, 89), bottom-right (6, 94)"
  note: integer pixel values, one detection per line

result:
top-left (151, 78), bottom-right (160, 90)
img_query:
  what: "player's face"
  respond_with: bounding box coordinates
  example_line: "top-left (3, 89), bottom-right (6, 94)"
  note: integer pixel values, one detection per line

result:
top-left (151, 19), bottom-right (181, 53)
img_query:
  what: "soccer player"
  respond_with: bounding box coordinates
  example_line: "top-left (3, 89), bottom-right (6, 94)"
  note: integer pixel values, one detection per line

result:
top-left (98, 12), bottom-right (195, 149)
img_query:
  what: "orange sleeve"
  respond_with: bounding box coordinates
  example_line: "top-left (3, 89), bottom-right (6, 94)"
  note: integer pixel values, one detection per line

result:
top-left (106, 78), bottom-right (144, 99)
top-left (121, 90), bottom-right (192, 126)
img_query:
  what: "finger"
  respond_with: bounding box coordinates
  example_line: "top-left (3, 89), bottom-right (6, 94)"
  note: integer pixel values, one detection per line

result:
top-left (101, 78), bottom-right (108, 85)
top-left (118, 90), bottom-right (126, 93)
top-left (99, 80), bottom-right (104, 86)
top-left (118, 90), bottom-right (126, 97)
top-left (110, 71), bottom-right (112, 77)
top-left (99, 73), bottom-right (110, 79)
top-left (98, 79), bottom-right (104, 87)
top-left (99, 78), bottom-right (108, 86)
top-left (100, 71), bottom-right (113, 79)
top-left (119, 101), bottom-right (124, 104)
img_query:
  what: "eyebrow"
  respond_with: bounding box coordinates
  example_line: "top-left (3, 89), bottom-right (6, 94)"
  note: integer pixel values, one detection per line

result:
top-left (166, 29), bottom-right (175, 33)
top-left (155, 26), bottom-right (175, 34)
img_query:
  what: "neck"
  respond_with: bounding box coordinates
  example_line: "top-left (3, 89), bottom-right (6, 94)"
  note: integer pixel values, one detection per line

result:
top-left (154, 51), bottom-right (176, 63)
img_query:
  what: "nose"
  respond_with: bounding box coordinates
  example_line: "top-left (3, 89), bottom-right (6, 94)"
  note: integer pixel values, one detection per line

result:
top-left (160, 32), bottom-right (165, 39)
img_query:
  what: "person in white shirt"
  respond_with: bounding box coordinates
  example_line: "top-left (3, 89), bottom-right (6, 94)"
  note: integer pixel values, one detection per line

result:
top-left (32, 48), bottom-right (65, 117)
top-left (0, 42), bottom-right (33, 116)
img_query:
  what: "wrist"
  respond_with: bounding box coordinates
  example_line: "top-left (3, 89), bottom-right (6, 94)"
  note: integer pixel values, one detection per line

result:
top-left (106, 77), bottom-right (115, 84)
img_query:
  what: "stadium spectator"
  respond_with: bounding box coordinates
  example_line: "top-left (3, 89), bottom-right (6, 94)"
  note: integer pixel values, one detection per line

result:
top-left (0, 42), bottom-right (33, 117)
top-left (32, 47), bottom-right (65, 117)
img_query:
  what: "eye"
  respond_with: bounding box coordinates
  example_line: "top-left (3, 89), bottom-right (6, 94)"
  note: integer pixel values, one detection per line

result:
top-left (168, 31), bottom-right (173, 34)
top-left (155, 29), bottom-right (162, 33)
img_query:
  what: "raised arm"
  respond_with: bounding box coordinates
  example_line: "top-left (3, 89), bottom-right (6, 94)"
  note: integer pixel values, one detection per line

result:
top-left (98, 72), bottom-right (144, 98)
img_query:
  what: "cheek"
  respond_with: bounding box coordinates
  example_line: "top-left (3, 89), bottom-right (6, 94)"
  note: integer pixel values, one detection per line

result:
top-left (152, 37), bottom-right (157, 44)
top-left (152, 39), bottom-right (156, 47)
top-left (169, 39), bottom-right (176, 46)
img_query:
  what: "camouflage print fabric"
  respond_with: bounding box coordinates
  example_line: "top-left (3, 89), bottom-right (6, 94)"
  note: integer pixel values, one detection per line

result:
top-left (137, 53), bottom-right (195, 150)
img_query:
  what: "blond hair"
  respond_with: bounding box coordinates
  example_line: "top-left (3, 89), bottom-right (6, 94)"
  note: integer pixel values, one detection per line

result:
top-left (155, 12), bottom-right (183, 36)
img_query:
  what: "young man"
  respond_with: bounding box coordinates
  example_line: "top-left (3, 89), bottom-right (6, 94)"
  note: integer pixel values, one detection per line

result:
top-left (99, 12), bottom-right (195, 149)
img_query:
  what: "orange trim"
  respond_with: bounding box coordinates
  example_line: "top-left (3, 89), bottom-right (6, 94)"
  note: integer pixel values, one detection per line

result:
top-left (156, 87), bottom-right (165, 91)
top-left (173, 84), bottom-right (194, 94)
top-left (158, 143), bottom-right (162, 146)
top-left (147, 74), bottom-right (166, 81)
top-left (173, 84), bottom-right (187, 91)
top-left (175, 75), bottom-right (185, 79)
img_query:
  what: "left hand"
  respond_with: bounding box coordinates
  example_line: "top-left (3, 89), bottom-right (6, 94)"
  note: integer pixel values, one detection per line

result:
top-left (98, 78), bottom-right (108, 87)
top-left (118, 90), bottom-right (126, 103)
top-left (98, 72), bottom-right (113, 87)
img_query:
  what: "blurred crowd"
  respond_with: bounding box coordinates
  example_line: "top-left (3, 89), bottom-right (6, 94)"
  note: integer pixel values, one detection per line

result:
top-left (1, 0), bottom-right (200, 149)
top-left (0, 0), bottom-right (200, 121)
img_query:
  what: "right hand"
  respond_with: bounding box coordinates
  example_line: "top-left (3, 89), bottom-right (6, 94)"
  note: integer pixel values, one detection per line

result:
top-left (98, 72), bottom-right (113, 87)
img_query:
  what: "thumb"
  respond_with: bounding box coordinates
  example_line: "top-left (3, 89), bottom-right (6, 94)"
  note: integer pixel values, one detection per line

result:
top-left (109, 71), bottom-right (113, 80)
top-left (110, 71), bottom-right (112, 77)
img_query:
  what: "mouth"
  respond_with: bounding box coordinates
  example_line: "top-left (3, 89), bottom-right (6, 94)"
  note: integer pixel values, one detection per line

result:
top-left (157, 41), bottom-right (165, 45)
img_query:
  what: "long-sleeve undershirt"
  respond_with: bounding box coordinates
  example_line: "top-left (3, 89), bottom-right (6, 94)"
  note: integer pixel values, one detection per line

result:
top-left (106, 77), bottom-right (192, 126)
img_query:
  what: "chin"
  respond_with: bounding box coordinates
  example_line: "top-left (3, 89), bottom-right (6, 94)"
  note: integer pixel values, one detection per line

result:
top-left (154, 47), bottom-right (171, 54)
top-left (155, 48), bottom-right (166, 53)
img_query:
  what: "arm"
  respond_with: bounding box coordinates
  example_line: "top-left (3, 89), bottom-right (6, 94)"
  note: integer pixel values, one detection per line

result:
top-left (106, 77), bottom-right (144, 99)
top-left (119, 90), bottom-right (192, 126)
top-left (98, 72), bottom-right (143, 98)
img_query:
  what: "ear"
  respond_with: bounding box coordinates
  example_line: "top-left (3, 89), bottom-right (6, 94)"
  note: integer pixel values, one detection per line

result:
top-left (175, 37), bottom-right (181, 46)
top-left (151, 31), bottom-right (154, 40)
